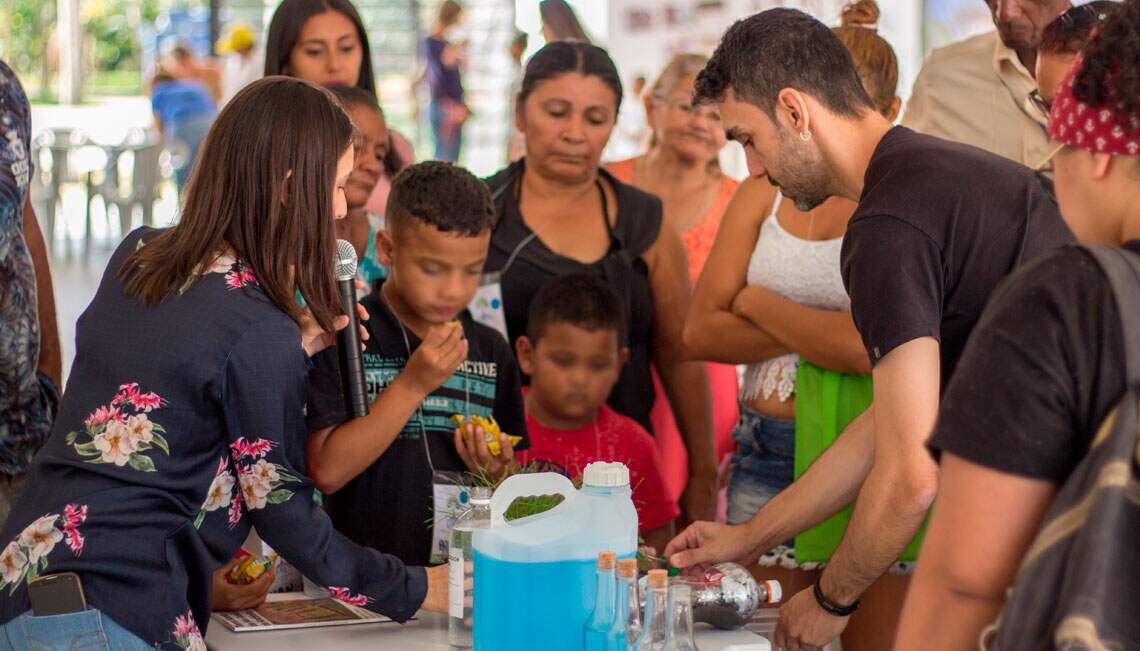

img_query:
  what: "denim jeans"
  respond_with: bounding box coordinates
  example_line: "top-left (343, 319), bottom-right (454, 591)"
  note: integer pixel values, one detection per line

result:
top-left (726, 404), bottom-right (795, 525)
top-left (429, 101), bottom-right (462, 162)
top-left (0, 609), bottom-right (153, 651)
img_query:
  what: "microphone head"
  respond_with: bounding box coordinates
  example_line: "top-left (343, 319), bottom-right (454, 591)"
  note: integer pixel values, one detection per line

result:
top-left (335, 239), bottom-right (358, 281)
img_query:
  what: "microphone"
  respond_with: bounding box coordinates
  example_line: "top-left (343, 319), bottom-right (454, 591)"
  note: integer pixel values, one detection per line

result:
top-left (335, 239), bottom-right (369, 419)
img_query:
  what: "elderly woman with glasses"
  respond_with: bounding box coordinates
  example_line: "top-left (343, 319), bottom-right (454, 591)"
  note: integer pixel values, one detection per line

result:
top-left (606, 54), bottom-right (740, 509)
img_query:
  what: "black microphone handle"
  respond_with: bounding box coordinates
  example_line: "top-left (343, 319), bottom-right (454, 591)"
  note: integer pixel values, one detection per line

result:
top-left (336, 278), bottom-right (370, 419)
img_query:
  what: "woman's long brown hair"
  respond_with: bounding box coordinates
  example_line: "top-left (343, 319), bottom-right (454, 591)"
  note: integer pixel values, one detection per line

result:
top-left (118, 76), bottom-right (352, 333)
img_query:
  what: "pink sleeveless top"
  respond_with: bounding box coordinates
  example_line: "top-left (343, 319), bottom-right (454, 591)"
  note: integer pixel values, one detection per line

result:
top-left (606, 158), bottom-right (739, 282)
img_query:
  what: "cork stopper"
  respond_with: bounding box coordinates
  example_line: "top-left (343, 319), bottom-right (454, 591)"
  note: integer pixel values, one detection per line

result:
top-left (648, 569), bottom-right (668, 589)
top-left (597, 551), bottom-right (617, 570)
top-left (617, 558), bottom-right (638, 579)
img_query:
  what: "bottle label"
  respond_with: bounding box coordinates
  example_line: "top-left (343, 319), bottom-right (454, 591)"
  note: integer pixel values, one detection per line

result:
top-left (448, 547), bottom-right (464, 619)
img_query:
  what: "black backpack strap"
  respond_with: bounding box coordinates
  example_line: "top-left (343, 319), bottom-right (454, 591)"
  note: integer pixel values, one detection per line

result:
top-left (1084, 245), bottom-right (1140, 387)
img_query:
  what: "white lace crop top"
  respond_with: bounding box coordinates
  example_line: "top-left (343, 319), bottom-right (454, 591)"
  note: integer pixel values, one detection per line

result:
top-left (741, 194), bottom-right (850, 402)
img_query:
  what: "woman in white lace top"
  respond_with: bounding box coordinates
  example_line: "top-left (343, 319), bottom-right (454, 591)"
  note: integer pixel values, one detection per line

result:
top-left (682, 2), bottom-right (912, 647)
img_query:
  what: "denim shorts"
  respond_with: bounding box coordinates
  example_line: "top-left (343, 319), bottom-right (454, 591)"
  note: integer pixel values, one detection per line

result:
top-left (0, 609), bottom-right (153, 650)
top-left (726, 404), bottom-right (795, 526)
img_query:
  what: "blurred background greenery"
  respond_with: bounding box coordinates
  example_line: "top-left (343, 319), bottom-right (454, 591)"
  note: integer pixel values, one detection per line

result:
top-left (1, 0), bottom-right (194, 100)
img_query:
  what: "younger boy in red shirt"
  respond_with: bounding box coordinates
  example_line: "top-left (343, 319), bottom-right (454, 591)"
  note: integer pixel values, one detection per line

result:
top-left (515, 273), bottom-right (678, 553)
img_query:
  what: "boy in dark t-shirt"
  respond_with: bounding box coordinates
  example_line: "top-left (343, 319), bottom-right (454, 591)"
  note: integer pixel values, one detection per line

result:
top-left (306, 162), bottom-right (528, 566)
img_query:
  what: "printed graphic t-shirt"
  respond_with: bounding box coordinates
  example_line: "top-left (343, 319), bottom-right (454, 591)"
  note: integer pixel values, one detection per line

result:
top-left (306, 285), bottom-right (528, 565)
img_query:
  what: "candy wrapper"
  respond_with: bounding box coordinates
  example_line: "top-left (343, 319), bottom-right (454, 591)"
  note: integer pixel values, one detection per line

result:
top-left (230, 552), bottom-right (278, 585)
top-left (451, 414), bottom-right (522, 456)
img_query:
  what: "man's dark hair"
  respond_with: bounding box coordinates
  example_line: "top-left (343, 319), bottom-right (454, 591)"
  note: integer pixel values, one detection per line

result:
top-left (694, 8), bottom-right (874, 118)
top-left (1040, 1), bottom-right (1118, 55)
top-left (526, 273), bottom-right (623, 342)
top-left (385, 161), bottom-right (495, 236)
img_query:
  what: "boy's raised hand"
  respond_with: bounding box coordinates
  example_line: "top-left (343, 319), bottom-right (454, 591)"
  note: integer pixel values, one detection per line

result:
top-left (403, 321), bottom-right (468, 395)
top-left (454, 421), bottom-right (514, 481)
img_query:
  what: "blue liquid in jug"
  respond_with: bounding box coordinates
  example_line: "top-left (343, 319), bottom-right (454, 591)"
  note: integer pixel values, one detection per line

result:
top-left (473, 551), bottom-right (597, 651)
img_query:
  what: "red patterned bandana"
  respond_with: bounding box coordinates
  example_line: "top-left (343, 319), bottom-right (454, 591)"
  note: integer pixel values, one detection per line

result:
top-left (1048, 55), bottom-right (1140, 156)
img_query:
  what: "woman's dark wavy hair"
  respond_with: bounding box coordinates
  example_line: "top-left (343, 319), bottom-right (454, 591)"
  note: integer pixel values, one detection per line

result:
top-left (119, 77), bottom-right (353, 333)
top-left (1072, 0), bottom-right (1140, 123)
top-left (1040, 1), bottom-right (1118, 55)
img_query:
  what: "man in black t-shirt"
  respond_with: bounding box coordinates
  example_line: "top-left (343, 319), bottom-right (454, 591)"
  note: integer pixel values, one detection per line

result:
top-left (663, 10), bottom-right (1072, 648)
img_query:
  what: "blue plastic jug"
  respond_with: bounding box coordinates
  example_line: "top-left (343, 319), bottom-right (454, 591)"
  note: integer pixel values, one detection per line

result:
top-left (472, 463), bottom-right (638, 651)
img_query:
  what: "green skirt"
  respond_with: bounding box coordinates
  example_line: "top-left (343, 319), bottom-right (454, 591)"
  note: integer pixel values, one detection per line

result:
top-left (793, 361), bottom-right (927, 564)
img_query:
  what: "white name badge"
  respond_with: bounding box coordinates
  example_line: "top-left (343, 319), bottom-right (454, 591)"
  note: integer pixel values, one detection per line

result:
top-left (468, 272), bottom-right (509, 341)
top-left (430, 478), bottom-right (469, 565)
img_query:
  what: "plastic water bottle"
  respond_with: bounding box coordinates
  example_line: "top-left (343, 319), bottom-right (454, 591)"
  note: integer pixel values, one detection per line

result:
top-left (605, 558), bottom-right (639, 650)
top-left (449, 487), bottom-right (491, 649)
top-left (585, 551), bottom-right (618, 650)
top-left (631, 569), bottom-right (669, 651)
top-left (661, 583), bottom-right (698, 651)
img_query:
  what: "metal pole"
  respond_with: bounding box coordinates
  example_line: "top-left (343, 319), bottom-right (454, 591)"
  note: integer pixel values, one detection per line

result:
top-left (209, 0), bottom-right (222, 56)
top-left (57, 0), bottom-right (82, 104)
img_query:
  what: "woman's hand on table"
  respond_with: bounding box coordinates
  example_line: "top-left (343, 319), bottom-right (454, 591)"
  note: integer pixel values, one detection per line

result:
top-left (420, 564), bottom-right (451, 614)
top-left (211, 557), bottom-right (276, 611)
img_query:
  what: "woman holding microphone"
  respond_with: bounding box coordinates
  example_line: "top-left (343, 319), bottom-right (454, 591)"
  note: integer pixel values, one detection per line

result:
top-left (0, 77), bottom-right (446, 649)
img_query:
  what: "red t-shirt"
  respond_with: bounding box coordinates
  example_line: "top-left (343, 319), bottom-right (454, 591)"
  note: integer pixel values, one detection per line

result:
top-left (517, 404), bottom-right (679, 532)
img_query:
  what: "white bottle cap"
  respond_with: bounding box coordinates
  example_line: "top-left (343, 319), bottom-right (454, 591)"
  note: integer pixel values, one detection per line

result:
top-left (583, 462), bottom-right (630, 488)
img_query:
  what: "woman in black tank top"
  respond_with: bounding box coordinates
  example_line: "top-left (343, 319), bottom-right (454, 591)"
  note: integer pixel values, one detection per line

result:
top-left (483, 42), bottom-right (718, 525)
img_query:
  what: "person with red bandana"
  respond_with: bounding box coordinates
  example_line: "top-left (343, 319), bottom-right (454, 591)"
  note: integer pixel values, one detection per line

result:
top-left (898, 1), bottom-right (1140, 647)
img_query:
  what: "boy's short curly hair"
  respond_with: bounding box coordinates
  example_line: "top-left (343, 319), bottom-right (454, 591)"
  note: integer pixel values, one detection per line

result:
top-left (526, 273), bottom-right (624, 343)
top-left (385, 161), bottom-right (496, 236)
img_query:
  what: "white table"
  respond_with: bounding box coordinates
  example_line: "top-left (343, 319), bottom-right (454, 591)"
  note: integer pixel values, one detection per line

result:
top-left (205, 609), bottom-right (772, 651)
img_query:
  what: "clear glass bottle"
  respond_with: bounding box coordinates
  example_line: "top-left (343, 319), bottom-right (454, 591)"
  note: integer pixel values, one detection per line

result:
top-left (661, 583), bottom-right (699, 651)
top-left (605, 558), bottom-right (639, 651)
top-left (631, 569), bottom-right (669, 651)
top-left (448, 487), bottom-right (492, 650)
top-left (584, 551), bottom-right (618, 651)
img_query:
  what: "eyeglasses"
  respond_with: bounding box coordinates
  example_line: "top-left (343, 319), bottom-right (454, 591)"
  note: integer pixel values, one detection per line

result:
top-left (653, 95), bottom-right (721, 122)
top-left (1029, 89), bottom-right (1052, 119)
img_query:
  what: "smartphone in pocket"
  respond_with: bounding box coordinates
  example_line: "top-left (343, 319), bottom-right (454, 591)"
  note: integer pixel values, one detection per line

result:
top-left (28, 572), bottom-right (87, 616)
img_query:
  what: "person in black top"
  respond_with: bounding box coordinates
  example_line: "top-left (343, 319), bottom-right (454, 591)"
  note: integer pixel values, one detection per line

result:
top-left (0, 78), bottom-right (446, 649)
top-left (483, 41), bottom-right (718, 525)
top-left (664, 10), bottom-right (1073, 650)
top-left (306, 162), bottom-right (528, 567)
top-left (899, 3), bottom-right (1140, 647)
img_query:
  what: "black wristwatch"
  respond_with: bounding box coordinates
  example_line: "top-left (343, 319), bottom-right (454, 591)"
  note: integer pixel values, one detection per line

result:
top-left (813, 575), bottom-right (860, 617)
